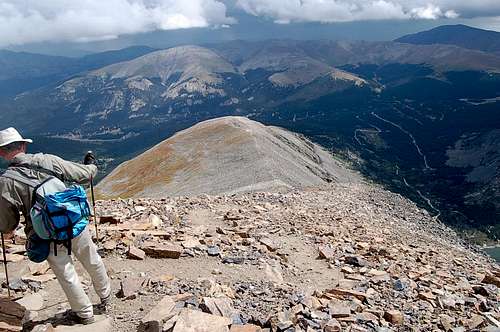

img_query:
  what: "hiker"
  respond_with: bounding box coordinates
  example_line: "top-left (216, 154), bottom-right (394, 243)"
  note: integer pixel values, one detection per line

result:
top-left (0, 127), bottom-right (111, 325)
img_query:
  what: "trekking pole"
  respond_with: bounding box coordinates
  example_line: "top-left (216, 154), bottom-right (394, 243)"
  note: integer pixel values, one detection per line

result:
top-left (85, 151), bottom-right (99, 243)
top-left (1, 233), bottom-right (11, 298)
top-left (90, 175), bottom-right (99, 243)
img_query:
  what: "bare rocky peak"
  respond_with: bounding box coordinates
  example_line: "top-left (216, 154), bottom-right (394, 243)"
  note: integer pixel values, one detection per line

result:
top-left (266, 59), bottom-right (332, 87)
top-left (237, 45), bottom-right (366, 87)
top-left (266, 61), bottom-right (367, 88)
top-left (96, 116), bottom-right (360, 199)
top-left (238, 44), bottom-right (327, 73)
top-left (329, 68), bottom-right (367, 86)
top-left (94, 45), bottom-right (236, 83)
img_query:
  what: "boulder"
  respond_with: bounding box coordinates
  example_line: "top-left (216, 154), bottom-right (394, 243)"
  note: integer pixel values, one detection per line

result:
top-left (200, 297), bottom-right (234, 318)
top-left (356, 312), bottom-right (378, 323)
top-left (324, 318), bottom-right (341, 332)
top-left (224, 211), bottom-right (242, 221)
top-left (326, 288), bottom-right (367, 302)
top-left (127, 246), bottom-right (146, 260)
top-left (418, 291), bottom-right (437, 301)
top-left (344, 256), bottom-right (368, 267)
top-left (141, 243), bottom-right (183, 259)
top-left (207, 246), bottom-right (221, 257)
top-left (173, 309), bottom-right (231, 332)
top-left (318, 246), bottom-right (335, 260)
top-left (384, 310), bottom-right (404, 325)
top-left (99, 214), bottom-right (122, 224)
top-left (181, 237), bottom-right (201, 249)
top-left (483, 313), bottom-right (500, 328)
top-left (259, 237), bottom-right (280, 252)
top-left (472, 285), bottom-right (491, 297)
top-left (230, 325), bottom-right (262, 332)
top-left (464, 314), bottom-right (485, 330)
top-left (439, 314), bottom-right (455, 331)
top-left (264, 263), bottom-right (284, 284)
top-left (31, 324), bottom-right (55, 332)
top-left (118, 277), bottom-right (145, 299)
top-left (328, 300), bottom-right (351, 318)
top-left (27, 261), bottom-right (50, 276)
top-left (102, 240), bottom-right (117, 251)
top-left (4, 278), bottom-right (28, 292)
top-left (149, 214), bottom-right (163, 228)
top-left (0, 298), bottom-right (26, 331)
top-left (16, 293), bottom-right (44, 311)
top-left (482, 273), bottom-right (500, 288)
top-left (141, 295), bottom-right (176, 332)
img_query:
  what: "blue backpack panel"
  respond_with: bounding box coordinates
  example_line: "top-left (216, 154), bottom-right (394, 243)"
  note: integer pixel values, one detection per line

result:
top-left (31, 182), bottom-right (90, 241)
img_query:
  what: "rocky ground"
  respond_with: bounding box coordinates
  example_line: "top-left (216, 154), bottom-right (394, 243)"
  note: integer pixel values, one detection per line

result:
top-left (1, 182), bottom-right (499, 331)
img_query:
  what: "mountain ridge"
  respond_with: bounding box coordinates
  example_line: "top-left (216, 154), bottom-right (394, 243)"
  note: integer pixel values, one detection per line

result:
top-left (396, 24), bottom-right (500, 55)
top-left (8, 39), bottom-right (500, 135)
top-left (0, 46), bottom-right (158, 97)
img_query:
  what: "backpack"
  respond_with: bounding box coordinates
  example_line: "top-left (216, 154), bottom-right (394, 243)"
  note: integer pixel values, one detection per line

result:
top-left (2, 164), bottom-right (91, 258)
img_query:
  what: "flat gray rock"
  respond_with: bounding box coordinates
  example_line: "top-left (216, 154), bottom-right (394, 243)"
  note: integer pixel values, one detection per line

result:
top-left (53, 315), bottom-right (112, 332)
top-left (16, 293), bottom-right (44, 311)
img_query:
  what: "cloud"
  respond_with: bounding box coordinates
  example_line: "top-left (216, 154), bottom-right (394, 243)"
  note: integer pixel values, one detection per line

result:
top-left (0, 0), bottom-right (234, 46)
top-left (475, 16), bottom-right (500, 31)
top-left (236, 0), bottom-right (500, 23)
top-left (1, 0), bottom-right (499, 46)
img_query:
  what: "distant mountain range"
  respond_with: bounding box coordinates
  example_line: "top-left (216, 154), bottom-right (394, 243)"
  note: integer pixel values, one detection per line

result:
top-left (396, 24), bottom-right (500, 55)
top-left (4, 40), bottom-right (500, 134)
top-left (0, 46), bottom-right (156, 96)
top-left (1, 25), bottom-right (499, 242)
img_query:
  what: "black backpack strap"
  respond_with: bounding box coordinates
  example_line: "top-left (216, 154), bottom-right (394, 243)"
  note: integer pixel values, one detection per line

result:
top-left (67, 226), bottom-right (72, 256)
top-left (52, 238), bottom-right (72, 256)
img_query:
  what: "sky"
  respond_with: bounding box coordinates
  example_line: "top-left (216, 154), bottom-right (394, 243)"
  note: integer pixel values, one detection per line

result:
top-left (1, 0), bottom-right (500, 56)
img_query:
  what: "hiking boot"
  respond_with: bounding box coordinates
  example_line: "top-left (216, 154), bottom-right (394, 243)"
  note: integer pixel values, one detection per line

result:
top-left (66, 311), bottom-right (96, 325)
top-left (96, 295), bottom-right (112, 313)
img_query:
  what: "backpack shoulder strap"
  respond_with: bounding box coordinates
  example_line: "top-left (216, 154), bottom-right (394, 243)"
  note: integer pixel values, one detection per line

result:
top-left (2, 168), bottom-right (58, 205)
top-left (10, 163), bottom-right (65, 183)
top-left (2, 169), bottom-right (39, 188)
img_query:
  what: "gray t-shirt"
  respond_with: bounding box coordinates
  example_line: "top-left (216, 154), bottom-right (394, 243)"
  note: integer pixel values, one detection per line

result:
top-left (0, 153), bottom-right (97, 236)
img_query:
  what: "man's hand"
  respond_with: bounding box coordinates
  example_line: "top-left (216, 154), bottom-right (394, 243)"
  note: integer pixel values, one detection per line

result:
top-left (3, 231), bottom-right (14, 239)
top-left (83, 151), bottom-right (97, 166)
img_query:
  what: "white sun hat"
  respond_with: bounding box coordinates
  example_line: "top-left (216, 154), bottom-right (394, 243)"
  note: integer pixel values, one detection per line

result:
top-left (0, 127), bottom-right (33, 147)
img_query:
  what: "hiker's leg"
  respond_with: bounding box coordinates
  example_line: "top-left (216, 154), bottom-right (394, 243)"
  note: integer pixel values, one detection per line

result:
top-left (72, 227), bottom-right (111, 300)
top-left (47, 244), bottom-right (94, 319)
